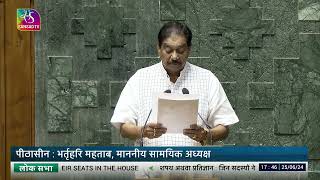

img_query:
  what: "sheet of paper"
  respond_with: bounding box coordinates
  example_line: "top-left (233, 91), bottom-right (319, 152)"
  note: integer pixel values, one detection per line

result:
top-left (156, 93), bottom-right (199, 133)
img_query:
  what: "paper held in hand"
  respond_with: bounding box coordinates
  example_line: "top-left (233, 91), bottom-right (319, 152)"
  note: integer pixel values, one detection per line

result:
top-left (155, 93), bottom-right (199, 133)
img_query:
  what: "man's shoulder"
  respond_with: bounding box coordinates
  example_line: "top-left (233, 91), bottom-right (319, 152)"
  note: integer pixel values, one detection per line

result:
top-left (188, 62), bottom-right (216, 78)
top-left (137, 62), bottom-right (160, 73)
top-left (188, 63), bottom-right (222, 89)
top-left (129, 62), bottom-right (160, 80)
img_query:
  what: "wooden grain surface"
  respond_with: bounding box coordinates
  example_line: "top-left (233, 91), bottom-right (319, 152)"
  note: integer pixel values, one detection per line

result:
top-left (3, 0), bottom-right (35, 179)
top-left (0, 1), bottom-right (6, 180)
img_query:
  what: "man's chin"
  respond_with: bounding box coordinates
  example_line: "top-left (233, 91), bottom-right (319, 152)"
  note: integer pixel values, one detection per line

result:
top-left (166, 66), bottom-right (183, 74)
top-left (169, 64), bottom-right (182, 68)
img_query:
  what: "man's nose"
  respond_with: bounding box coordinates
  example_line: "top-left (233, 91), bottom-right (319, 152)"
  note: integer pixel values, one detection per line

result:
top-left (171, 51), bottom-right (179, 60)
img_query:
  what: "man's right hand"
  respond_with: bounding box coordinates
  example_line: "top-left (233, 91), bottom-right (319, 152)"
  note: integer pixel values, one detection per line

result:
top-left (141, 123), bottom-right (167, 139)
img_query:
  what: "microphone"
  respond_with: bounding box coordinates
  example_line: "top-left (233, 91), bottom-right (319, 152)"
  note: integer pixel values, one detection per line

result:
top-left (182, 88), bottom-right (211, 129)
top-left (140, 89), bottom-right (171, 146)
top-left (164, 89), bottom-right (171, 93)
top-left (182, 88), bottom-right (189, 95)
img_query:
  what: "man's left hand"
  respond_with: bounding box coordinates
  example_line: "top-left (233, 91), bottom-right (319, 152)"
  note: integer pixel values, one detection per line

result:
top-left (183, 124), bottom-right (208, 144)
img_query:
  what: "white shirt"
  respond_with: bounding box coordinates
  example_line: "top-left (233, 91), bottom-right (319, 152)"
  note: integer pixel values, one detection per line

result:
top-left (111, 61), bottom-right (239, 146)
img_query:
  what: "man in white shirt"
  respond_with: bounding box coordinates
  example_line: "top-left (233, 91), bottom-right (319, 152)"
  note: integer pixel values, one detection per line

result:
top-left (111, 21), bottom-right (239, 146)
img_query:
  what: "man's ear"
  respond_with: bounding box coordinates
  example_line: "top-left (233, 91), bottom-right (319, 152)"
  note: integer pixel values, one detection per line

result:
top-left (157, 44), bottom-right (161, 55)
top-left (186, 46), bottom-right (191, 56)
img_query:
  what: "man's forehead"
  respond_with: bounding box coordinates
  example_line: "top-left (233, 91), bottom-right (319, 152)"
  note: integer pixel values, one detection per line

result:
top-left (161, 35), bottom-right (188, 48)
top-left (162, 42), bottom-right (187, 48)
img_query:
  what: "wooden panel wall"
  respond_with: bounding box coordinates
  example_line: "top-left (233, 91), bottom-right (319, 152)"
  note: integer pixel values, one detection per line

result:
top-left (0, 0), bottom-right (6, 179)
top-left (0, 0), bottom-right (34, 179)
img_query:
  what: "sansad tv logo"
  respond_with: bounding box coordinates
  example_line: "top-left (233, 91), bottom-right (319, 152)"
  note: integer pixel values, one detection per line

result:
top-left (17, 9), bottom-right (41, 31)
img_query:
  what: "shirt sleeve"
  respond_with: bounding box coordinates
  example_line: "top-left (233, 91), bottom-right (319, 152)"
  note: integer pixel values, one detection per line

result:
top-left (207, 74), bottom-right (239, 127)
top-left (110, 72), bottom-right (139, 129)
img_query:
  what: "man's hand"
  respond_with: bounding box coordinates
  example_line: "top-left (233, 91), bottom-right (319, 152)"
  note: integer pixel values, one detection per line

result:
top-left (183, 124), bottom-right (207, 144)
top-left (142, 123), bottom-right (167, 139)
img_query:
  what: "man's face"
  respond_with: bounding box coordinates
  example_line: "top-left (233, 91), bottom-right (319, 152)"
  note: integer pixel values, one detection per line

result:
top-left (157, 34), bottom-right (190, 75)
